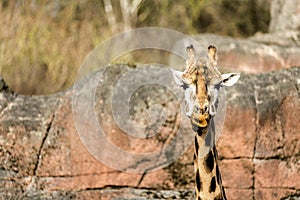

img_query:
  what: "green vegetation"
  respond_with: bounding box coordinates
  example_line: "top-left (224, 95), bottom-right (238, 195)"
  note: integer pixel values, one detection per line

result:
top-left (0, 0), bottom-right (270, 94)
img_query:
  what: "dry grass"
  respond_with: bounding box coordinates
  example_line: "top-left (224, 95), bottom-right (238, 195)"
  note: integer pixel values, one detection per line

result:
top-left (0, 0), bottom-right (270, 95)
top-left (0, 0), bottom-right (109, 94)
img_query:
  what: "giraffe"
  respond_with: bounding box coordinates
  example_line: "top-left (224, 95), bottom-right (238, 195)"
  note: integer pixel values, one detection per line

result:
top-left (172, 45), bottom-right (240, 200)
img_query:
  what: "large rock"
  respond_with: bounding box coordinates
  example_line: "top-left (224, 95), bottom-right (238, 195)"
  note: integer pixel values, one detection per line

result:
top-left (190, 34), bottom-right (300, 73)
top-left (0, 65), bottom-right (299, 199)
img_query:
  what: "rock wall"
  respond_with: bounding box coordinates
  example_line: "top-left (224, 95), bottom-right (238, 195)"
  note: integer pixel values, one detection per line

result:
top-left (190, 34), bottom-right (300, 73)
top-left (0, 65), bottom-right (299, 200)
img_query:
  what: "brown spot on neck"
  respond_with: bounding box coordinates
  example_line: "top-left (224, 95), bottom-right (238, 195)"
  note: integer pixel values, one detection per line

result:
top-left (204, 150), bottom-right (215, 173)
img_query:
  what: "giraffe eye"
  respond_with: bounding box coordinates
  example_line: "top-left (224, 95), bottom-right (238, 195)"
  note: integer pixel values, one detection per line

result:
top-left (204, 105), bottom-right (209, 113)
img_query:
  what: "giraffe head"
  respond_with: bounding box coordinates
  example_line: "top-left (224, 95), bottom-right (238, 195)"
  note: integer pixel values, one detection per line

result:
top-left (172, 45), bottom-right (240, 129)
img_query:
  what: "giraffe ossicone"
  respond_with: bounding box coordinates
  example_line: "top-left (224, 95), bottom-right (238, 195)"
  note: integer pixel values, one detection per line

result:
top-left (171, 45), bottom-right (240, 200)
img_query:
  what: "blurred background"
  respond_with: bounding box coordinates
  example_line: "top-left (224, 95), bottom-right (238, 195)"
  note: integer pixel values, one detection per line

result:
top-left (0, 0), bottom-right (271, 94)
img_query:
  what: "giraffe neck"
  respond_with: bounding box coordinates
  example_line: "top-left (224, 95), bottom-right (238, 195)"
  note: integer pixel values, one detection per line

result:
top-left (193, 123), bottom-right (226, 200)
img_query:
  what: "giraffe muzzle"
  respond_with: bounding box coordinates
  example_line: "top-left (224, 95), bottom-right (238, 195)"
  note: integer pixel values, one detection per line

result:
top-left (192, 115), bottom-right (208, 127)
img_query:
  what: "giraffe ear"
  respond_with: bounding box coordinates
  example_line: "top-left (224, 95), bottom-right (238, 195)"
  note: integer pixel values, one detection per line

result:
top-left (171, 69), bottom-right (193, 89)
top-left (221, 73), bottom-right (240, 86)
top-left (171, 69), bottom-right (185, 86)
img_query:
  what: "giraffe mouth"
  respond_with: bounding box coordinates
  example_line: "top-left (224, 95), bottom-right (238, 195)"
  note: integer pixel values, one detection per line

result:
top-left (192, 115), bottom-right (208, 127)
